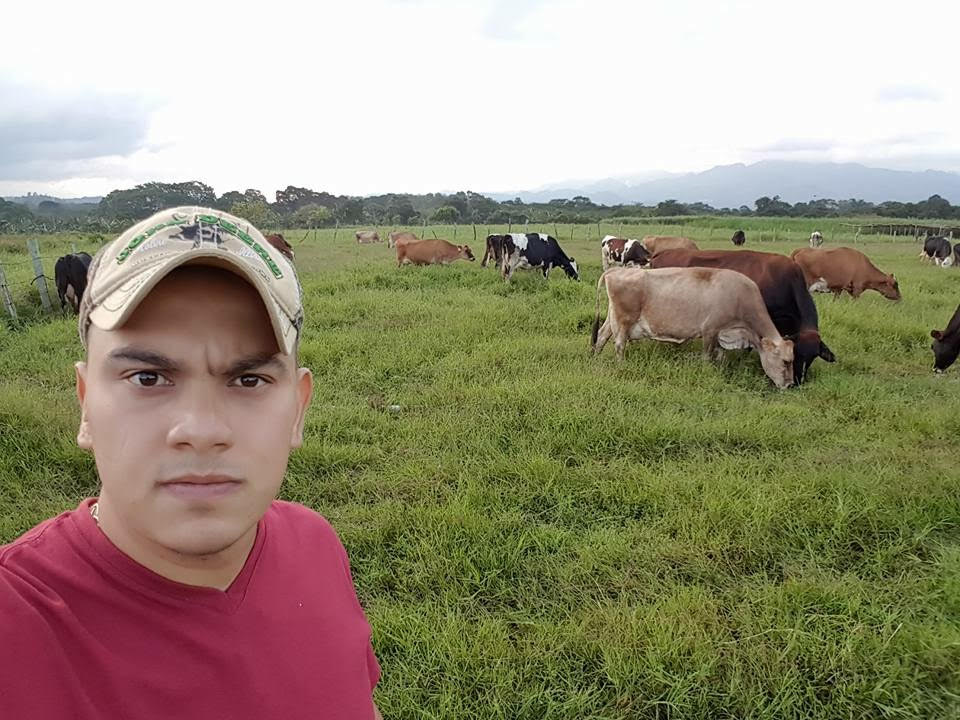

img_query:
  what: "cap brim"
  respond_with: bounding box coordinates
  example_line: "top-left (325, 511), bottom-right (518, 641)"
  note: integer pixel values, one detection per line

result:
top-left (87, 251), bottom-right (298, 356)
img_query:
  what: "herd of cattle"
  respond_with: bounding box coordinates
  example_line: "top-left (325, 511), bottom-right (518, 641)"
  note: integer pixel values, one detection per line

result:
top-left (50, 225), bottom-right (960, 387)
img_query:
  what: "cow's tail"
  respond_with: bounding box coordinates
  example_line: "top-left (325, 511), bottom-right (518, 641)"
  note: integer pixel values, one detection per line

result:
top-left (591, 271), bottom-right (607, 349)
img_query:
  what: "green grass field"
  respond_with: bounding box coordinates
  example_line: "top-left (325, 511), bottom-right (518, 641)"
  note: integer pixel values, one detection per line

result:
top-left (2, 221), bottom-right (959, 718)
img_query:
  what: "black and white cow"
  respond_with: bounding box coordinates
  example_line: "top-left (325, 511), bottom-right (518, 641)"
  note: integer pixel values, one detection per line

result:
top-left (920, 236), bottom-right (953, 266)
top-left (731, 230), bottom-right (746, 246)
top-left (481, 234), bottom-right (506, 268)
top-left (501, 233), bottom-right (579, 282)
top-left (931, 303), bottom-right (960, 373)
top-left (54, 252), bottom-right (92, 313)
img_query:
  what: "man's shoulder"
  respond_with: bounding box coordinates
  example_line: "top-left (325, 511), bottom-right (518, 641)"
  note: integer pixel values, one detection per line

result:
top-left (0, 513), bottom-right (77, 666)
top-left (0, 509), bottom-right (76, 577)
top-left (265, 500), bottom-right (344, 549)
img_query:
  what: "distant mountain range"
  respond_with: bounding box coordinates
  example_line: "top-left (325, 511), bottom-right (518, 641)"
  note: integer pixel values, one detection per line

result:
top-left (6, 161), bottom-right (960, 210)
top-left (3, 194), bottom-right (102, 208)
top-left (486, 161), bottom-right (960, 207)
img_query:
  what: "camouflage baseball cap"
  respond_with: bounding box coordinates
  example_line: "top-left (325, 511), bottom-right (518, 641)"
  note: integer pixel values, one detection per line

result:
top-left (79, 207), bottom-right (303, 354)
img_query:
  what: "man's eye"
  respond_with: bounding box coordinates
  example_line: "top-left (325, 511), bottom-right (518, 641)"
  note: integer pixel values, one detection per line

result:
top-left (128, 371), bottom-right (169, 387)
top-left (233, 375), bottom-right (266, 388)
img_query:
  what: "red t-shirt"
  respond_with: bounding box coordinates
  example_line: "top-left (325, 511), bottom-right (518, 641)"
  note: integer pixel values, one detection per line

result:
top-left (0, 498), bottom-right (380, 719)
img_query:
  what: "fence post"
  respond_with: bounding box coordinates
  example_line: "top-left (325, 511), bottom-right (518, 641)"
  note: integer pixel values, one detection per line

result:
top-left (71, 241), bottom-right (78, 253)
top-left (0, 262), bottom-right (18, 322)
top-left (27, 238), bottom-right (52, 313)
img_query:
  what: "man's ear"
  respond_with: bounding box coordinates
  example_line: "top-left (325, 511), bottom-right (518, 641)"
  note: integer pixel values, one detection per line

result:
top-left (75, 361), bottom-right (93, 450)
top-left (290, 367), bottom-right (314, 448)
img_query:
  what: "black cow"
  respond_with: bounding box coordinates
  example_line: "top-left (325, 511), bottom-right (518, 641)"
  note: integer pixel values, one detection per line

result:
top-left (931, 304), bottom-right (960, 373)
top-left (54, 252), bottom-right (92, 313)
top-left (921, 236), bottom-right (952, 266)
top-left (481, 234), bottom-right (506, 268)
top-left (650, 248), bottom-right (836, 384)
top-left (954, 243), bottom-right (960, 268)
top-left (731, 230), bottom-right (746, 246)
top-left (501, 233), bottom-right (579, 281)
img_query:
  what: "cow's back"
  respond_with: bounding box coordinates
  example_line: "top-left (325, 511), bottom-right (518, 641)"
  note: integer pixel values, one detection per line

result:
top-left (651, 249), bottom-right (813, 334)
top-left (604, 267), bottom-right (773, 340)
top-left (642, 235), bottom-right (699, 256)
top-left (398, 238), bottom-right (456, 264)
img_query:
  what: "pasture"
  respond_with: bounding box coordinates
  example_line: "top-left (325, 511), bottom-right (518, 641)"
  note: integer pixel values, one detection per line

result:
top-left (1, 220), bottom-right (959, 719)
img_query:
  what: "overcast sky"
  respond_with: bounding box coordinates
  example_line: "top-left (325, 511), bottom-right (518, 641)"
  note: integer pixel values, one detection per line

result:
top-left (1, 0), bottom-right (958, 200)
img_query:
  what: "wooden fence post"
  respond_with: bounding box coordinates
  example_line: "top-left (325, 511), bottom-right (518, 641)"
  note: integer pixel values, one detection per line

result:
top-left (333, 221), bottom-right (339, 243)
top-left (71, 241), bottom-right (78, 253)
top-left (0, 262), bottom-right (18, 322)
top-left (27, 238), bottom-right (52, 313)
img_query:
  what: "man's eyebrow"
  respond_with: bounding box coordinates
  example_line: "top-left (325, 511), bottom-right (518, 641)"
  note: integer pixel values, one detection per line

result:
top-left (105, 348), bottom-right (285, 376)
top-left (224, 352), bottom-right (287, 376)
top-left (107, 347), bottom-right (181, 372)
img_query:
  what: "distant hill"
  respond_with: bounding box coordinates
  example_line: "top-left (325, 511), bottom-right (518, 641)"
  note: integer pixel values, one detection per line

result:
top-left (488, 161), bottom-right (960, 208)
top-left (3, 194), bottom-right (103, 208)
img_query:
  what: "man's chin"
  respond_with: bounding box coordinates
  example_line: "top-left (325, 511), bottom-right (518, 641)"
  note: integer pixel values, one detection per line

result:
top-left (156, 519), bottom-right (257, 559)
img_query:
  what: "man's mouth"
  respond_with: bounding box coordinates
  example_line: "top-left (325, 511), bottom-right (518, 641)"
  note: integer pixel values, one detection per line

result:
top-left (159, 475), bottom-right (242, 499)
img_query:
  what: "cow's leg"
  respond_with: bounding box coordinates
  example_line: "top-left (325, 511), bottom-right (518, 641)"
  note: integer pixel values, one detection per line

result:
top-left (702, 331), bottom-right (721, 362)
top-left (542, 265), bottom-right (550, 279)
top-left (480, 245), bottom-right (490, 267)
top-left (614, 329), bottom-right (628, 361)
top-left (593, 318), bottom-right (613, 355)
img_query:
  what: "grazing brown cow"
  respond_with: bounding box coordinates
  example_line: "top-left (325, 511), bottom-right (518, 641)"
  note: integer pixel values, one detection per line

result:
top-left (790, 247), bottom-right (900, 300)
top-left (396, 239), bottom-right (476, 266)
top-left (641, 235), bottom-right (699, 259)
top-left (650, 249), bottom-right (835, 385)
top-left (264, 233), bottom-right (294, 261)
top-left (388, 230), bottom-right (419, 248)
top-left (591, 267), bottom-right (795, 388)
top-left (355, 230), bottom-right (381, 244)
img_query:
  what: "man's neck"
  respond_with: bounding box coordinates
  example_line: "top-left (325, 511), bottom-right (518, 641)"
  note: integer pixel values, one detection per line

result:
top-left (91, 499), bottom-right (258, 591)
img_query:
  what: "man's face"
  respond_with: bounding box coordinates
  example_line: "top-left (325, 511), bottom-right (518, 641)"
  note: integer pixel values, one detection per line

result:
top-left (76, 266), bottom-right (312, 558)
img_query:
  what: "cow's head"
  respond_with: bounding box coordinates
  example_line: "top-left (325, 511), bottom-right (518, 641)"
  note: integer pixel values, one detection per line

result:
top-left (931, 307), bottom-right (960, 372)
top-left (789, 331), bottom-right (835, 384)
top-left (564, 257), bottom-right (580, 281)
top-left (879, 273), bottom-right (901, 301)
top-left (458, 244), bottom-right (476, 262)
top-left (758, 337), bottom-right (795, 389)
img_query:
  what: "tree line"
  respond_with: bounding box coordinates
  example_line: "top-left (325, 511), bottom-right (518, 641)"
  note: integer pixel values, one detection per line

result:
top-left (2, 180), bottom-right (959, 233)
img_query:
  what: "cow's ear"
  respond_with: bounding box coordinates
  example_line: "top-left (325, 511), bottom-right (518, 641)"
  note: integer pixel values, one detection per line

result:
top-left (932, 330), bottom-right (943, 340)
top-left (819, 342), bottom-right (836, 362)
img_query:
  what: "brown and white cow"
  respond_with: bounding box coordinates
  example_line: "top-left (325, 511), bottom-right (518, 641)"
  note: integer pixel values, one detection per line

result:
top-left (355, 230), bottom-right (381, 244)
top-left (265, 233), bottom-right (295, 261)
top-left (601, 235), bottom-right (648, 269)
top-left (396, 238), bottom-right (476, 266)
top-left (591, 267), bottom-right (794, 388)
top-left (790, 247), bottom-right (900, 300)
top-left (388, 230), bottom-right (419, 248)
top-left (650, 249), bottom-right (835, 385)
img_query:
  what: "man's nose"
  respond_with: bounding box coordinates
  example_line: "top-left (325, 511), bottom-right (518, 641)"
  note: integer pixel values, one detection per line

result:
top-left (166, 385), bottom-right (233, 451)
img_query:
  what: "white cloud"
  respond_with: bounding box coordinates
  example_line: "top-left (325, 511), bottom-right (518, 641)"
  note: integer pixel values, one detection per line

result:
top-left (0, 0), bottom-right (958, 198)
